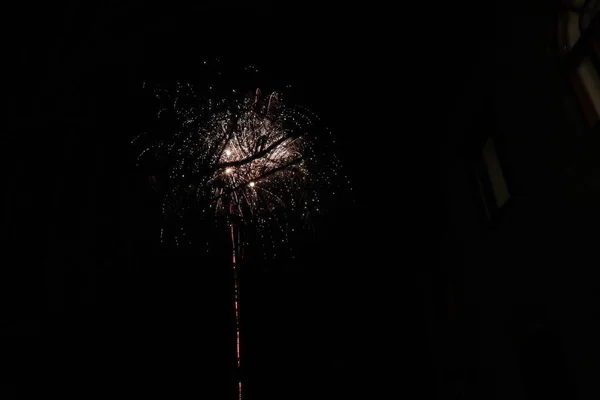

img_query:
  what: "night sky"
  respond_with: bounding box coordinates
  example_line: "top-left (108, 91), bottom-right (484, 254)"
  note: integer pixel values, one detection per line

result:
top-left (2, 3), bottom-right (492, 399)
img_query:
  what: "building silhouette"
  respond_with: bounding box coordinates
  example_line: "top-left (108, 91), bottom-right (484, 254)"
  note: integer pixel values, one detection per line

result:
top-left (438, 2), bottom-right (599, 398)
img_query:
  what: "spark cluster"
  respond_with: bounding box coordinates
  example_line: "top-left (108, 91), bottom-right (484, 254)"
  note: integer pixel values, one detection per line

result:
top-left (133, 77), bottom-right (345, 257)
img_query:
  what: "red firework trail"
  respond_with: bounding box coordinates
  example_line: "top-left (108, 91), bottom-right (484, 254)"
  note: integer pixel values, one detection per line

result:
top-left (231, 204), bottom-right (242, 400)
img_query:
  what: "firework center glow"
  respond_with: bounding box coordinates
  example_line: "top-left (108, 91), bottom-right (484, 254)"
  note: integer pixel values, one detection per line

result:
top-left (137, 82), bottom-right (344, 232)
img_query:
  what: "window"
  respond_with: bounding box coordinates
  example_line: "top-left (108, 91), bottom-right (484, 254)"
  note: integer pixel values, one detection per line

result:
top-left (558, 0), bottom-right (600, 129)
top-left (472, 137), bottom-right (511, 222)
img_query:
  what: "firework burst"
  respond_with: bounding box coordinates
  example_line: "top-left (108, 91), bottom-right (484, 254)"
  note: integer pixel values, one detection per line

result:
top-left (133, 64), bottom-right (348, 400)
top-left (133, 74), bottom-right (343, 257)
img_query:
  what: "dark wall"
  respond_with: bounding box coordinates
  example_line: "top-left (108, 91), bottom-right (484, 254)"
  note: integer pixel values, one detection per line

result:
top-left (440, 3), bottom-right (600, 399)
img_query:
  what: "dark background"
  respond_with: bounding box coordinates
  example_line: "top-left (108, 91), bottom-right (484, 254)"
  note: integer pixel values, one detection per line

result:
top-left (5, 1), bottom-right (584, 399)
top-left (5, 4), bottom-right (436, 398)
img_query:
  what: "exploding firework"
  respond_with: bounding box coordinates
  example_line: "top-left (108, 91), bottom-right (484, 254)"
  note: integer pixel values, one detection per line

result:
top-left (133, 63), bottom-right (348, 400)
top-left (133, 76), bottom-right (343, 257)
